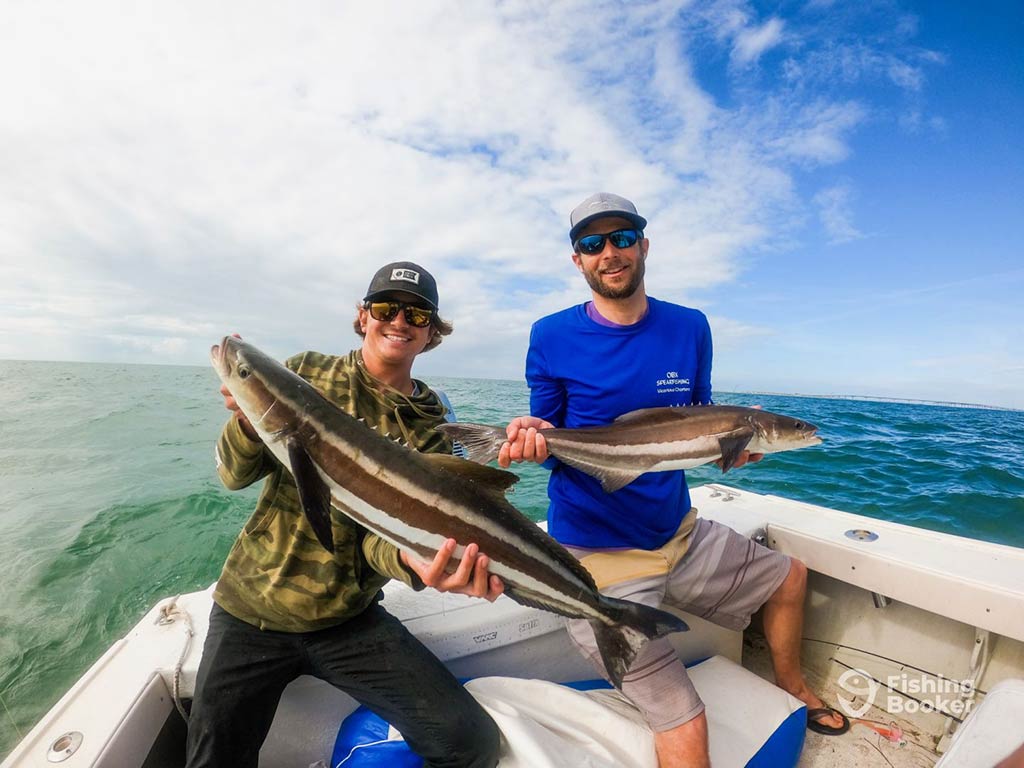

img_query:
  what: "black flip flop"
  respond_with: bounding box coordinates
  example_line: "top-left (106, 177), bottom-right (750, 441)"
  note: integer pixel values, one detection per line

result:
top-left (807, 707), bottom-right (850, 735)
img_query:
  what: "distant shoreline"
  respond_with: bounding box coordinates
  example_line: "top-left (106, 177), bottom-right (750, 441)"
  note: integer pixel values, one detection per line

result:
top-left (718, 390), bottom-right (1022, 413)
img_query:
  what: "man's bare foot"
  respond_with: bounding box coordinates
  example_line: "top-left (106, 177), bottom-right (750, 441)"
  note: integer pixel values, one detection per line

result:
top-left (786, 683), bottom-right (847, 731)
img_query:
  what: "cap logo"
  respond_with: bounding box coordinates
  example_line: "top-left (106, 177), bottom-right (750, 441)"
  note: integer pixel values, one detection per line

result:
top-left (390, 268), bottom-right (420, 285)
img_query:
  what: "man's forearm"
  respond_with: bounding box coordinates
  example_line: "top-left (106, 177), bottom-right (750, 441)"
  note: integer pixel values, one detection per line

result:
top-left (216, 415), bottom-right (273, 490)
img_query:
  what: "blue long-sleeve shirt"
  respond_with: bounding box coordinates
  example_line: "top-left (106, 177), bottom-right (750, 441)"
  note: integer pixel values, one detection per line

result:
top-left (527, 297), bottom-right (713, 549)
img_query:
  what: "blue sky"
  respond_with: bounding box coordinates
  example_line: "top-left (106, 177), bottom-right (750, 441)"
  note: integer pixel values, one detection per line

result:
top-left (1, 1), bottom-right (1021, 408)
top-left (690, 0), bottom-right (1024, 405)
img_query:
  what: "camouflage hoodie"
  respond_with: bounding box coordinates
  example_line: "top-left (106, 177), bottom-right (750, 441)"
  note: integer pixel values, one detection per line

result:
top-left (212, 349), bottom-right (452, 632)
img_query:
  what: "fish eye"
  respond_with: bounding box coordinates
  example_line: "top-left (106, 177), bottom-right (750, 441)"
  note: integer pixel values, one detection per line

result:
top-left (238, 364), bottom-right (251, 380)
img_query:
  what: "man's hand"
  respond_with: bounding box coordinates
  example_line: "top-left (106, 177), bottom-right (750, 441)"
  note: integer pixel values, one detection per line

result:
top-left (716, 450), bottom-right (764, 471)
top-left (715, 405), bottom-right (766, 470)
top-left (498, 416), bottom-right (554, 468)
top-left (400, 539), bottom-right (504, 601)
top-left (220, 382), bottom-right (260, 441)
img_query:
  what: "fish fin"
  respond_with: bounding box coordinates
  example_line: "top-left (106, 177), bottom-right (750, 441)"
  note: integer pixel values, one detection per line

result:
top-left (590, 598), bottom-right (689, 689)
top-left (553, 452), bottom-right (643, 494)
top-left (503, 585), bottom-right (689, 690)
top-left (597, 469), bottom-right (643, 494)
top-left (612, 407), bottom-right (667, 424)
top-left (717, 427), bottom-right (754, 472)
top-left (434, 422), bottom-right (508, 464)
top-left (612, 405), bottom-right (707, 424)
top-left (421, 453), bottom-right (520, 495)
top-left (286, 438), bottom-right (335, 553)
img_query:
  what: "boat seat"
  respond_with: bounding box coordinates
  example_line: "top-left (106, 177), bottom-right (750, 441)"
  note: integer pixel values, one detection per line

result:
top-left (330, 655), bottom-right (806, 767)
top-left (935, 678), bottom-right (1024, 767)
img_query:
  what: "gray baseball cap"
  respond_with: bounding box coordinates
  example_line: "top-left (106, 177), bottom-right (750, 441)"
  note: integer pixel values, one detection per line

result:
top-left (363, 261), bottom-right (439, 309)
top-left (568, 192), bottom-right (648, 244)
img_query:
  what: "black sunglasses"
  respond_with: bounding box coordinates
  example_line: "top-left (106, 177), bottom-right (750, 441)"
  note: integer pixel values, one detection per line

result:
top-left (574, 228), bottom-right (641, 256)
top-left (364, 301), bottom-right (435, 328)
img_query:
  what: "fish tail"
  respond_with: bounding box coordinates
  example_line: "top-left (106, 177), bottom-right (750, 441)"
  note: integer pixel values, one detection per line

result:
top-left (434, 422), bottom-right (507, 464)
top-left (590, 598), bottom-right (689, 689)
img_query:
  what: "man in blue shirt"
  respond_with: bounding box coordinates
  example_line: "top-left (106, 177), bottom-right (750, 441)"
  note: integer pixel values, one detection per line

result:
top-left (500, 193), bottom-right (847, 768)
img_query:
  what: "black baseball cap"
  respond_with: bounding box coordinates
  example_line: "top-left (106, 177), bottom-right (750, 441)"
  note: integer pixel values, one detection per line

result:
top-left (363, 261), bottom-right (439, 310)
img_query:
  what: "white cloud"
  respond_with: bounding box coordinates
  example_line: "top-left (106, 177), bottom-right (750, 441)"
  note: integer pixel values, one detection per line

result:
top-left (705, 315), bottom-right (773, 349)
top-left (888, 59), bottom-right (925, 90)
top-left (899, 109), bottom-right (949, 137)
top-left (0, 0), bottom-right (928, 384)
top-left (765, 101), bottom-right (867, 164)
top-left (813, 184), bottom-right (864, 244)
top-left (732, 18), bottom-right (785, 66)
top-left (108, 335), bottom-right (189, 356)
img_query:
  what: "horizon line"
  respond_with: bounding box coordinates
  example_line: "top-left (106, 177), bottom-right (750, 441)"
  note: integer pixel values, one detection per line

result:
top-left (3, 357), bottom-right (1020, 413)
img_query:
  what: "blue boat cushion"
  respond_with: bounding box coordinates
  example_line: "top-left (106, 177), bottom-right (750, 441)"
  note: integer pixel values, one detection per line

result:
top-left (331, 656), bottom-right (805, 767)
top-left (332, 706), bottom-right (423, 767)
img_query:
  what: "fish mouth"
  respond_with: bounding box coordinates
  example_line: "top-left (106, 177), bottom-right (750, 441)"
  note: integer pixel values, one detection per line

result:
top-left (210, 336), bottom-right (233, 376)
top-left (801, 419), bottom-right (822, 445)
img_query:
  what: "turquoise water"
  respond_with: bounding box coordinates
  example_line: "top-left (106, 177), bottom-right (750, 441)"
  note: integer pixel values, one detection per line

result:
top-left (1, 360), bottom-right (1023, 756)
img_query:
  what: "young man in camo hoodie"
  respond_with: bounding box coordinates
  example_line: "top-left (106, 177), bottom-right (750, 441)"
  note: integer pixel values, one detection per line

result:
top-left (186, 262), bottom-right (501, 768)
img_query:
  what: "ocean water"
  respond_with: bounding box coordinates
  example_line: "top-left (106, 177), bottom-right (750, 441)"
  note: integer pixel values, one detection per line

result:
top-left (1, 359), bottom-right (1023, 756)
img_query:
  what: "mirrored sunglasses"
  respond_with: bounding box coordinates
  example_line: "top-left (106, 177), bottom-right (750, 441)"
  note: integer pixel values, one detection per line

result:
top-left (573, 228), bottom-right (640, 256)
top-left (365, 301), bottom-right (434, 328)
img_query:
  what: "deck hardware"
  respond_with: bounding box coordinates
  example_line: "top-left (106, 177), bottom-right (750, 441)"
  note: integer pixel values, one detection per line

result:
top-left (46, 731), bottom-right (83, 762)
top-left (937, 627), bottom-right (991, 753)
top-left (871, 592), bottom-right (892, 609)
top-left (752, 528), bottom-right (768, 547)
top-left (845, 529), bottom-right (878, 542)
top-left (707, 485), bottom-right (738, 501)
top-left (157, 595), bottom-right (182, 626)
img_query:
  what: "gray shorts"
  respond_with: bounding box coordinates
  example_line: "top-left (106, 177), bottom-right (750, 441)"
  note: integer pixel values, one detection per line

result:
top-left (564, 510), bottom-right (792, 731)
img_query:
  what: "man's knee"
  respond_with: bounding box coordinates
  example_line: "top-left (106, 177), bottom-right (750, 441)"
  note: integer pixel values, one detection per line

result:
top-left (789, 558), bottom-right (808, 585)
top-left (770, 561), bottom-right (811, 606)
top-left (444, 709), bottom-right (501, 768)
top-left (781, 558), bottom-right (807, 596)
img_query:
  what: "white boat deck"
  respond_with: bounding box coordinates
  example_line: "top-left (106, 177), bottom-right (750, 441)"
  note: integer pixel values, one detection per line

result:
top-left (744, 632), bottom-right (939, 767)
top-left (4, 484), bottom-right (1022, 767)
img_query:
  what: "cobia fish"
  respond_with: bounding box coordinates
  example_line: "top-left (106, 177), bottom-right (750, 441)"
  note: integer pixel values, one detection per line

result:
top-left (438, 405), bottom-right (822, 493)
top-left (210, 336), bottom-right (687, 688)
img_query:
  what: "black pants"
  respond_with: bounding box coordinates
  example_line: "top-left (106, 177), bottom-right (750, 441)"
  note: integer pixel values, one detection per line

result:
top-left (185, 602), bottom-right (500, 768)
